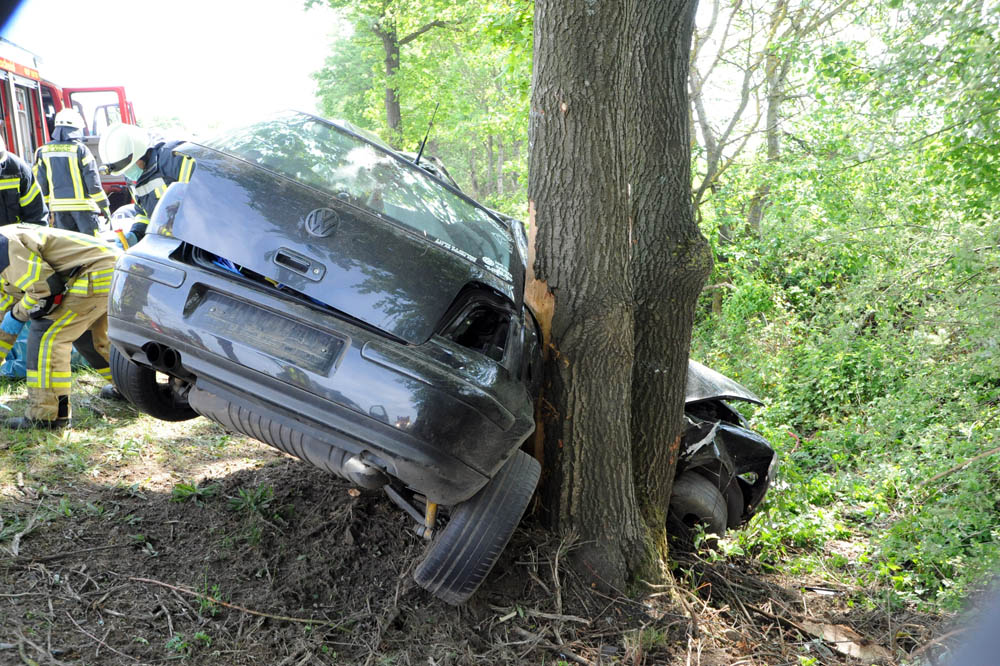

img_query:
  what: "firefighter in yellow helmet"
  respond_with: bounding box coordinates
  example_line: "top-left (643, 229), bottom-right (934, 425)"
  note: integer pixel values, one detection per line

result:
top-left (33, 109), bottom-right (111, 236)
top-left (0, 225), bottom-right (120, 429)
top-left (0, 134), bottom-right (47, 226)
top-left (98, 123), bottom-right (195, 247)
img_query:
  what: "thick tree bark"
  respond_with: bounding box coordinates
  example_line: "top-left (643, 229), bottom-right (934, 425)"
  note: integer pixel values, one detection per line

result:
top-left (529, 0), bottom-right (641, 588)
top-left (528, 0), bottom-right (709, 589)
top-left (628, 0), bottom-right (713, 575)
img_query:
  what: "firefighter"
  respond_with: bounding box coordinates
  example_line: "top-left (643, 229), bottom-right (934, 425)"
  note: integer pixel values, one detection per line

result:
top-left (0, 225), bottom-right (120, 429)
top-left (98, 123), bottom-right (195, 247)
top-left (0, 134), bottom-right (47, 226)
top-left (33, 109), bottom-right (111, 236)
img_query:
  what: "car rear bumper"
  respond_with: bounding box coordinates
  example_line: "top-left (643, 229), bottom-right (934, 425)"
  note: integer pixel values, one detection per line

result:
top-left (107, 237), bottom-right (536, 505)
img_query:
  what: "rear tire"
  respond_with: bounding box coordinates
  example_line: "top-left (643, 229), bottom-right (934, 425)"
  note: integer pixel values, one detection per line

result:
top-left (109, 345), bottom-right (198, 422)
top-left (414, 450), bottom-right (540, 605)
top-left (667, 472), bottom-right (728, 549)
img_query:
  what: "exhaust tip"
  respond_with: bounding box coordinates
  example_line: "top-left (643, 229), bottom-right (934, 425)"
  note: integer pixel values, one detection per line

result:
top-left (143, 342), bottom-right (163, 365)
top-left (161, 347), bottom-right (182, 373)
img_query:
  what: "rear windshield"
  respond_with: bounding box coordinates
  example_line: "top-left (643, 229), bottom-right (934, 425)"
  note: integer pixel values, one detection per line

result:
top-left (204, 112), bottom-right (514, 282)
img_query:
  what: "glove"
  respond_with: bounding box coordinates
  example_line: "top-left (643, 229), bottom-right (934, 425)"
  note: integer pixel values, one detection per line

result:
top-left (1, 310), bottom-right (25, 337)
top-left (112, 231), bottom-right (138, 250)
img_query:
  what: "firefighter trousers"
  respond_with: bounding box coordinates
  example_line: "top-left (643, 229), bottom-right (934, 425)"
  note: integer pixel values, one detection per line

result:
top-left (51, 210), bottom-right (101, 236)
top-left (24, 288), bottom-right (112, 420)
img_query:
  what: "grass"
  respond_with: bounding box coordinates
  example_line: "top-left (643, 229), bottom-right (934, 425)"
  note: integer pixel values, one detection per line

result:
top-left (0, 371), bottom-right (278, 494)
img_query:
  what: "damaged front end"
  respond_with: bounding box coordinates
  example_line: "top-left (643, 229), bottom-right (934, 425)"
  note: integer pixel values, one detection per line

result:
top-left (669, 361), bottom-right (778, 538)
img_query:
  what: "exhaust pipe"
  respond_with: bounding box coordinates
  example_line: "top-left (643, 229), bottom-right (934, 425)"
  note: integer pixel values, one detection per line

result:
top-left (343, 456), bottom-right (390, 490)
top-left (161, 347), bottom-right (182, 374)
top-left (143, 342), bottom-right (163, 366)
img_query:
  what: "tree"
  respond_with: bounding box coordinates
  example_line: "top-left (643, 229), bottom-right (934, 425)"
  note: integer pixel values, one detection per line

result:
top-left (313, 0), bottom-right (532, 211)
top-left (528, 0), bottom-right (713, 587)
top-left (309, 0), bottom-right (466, 134)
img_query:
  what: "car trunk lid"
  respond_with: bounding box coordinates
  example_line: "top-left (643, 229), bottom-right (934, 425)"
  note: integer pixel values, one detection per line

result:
top-left (166, 145), bottom-right (517, 345)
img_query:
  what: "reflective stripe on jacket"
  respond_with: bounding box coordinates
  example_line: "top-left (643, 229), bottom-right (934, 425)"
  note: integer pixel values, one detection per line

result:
top-left (0, 153), bottom-right (47, 226)
top-left (0, 225), bottom-right (119, 321)
top-left (33, 139), bottom-right (110, 215)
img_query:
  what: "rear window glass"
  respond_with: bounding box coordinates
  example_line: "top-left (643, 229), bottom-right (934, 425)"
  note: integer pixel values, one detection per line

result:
top-left (204, 111), bottom-right (513, 282)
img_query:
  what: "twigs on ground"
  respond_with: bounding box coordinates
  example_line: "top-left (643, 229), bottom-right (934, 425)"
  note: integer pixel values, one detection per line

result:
top-left (64, 611), bottom-right (138, 663)
top-left (11, 626), bottom-right (70, 666)
top-left (511, 627), bottom-right (594, 666)
top-left (743, 602), bottom-right (811, 636)
top-left (491, 605), bottom-right (590, 624)
top-left (131, 576), bottom-right (337, 626)
top-left (643, 570), bottom-right (703, 639)
top-left (909, 626), bottom-right (967, 659)
top-left (918, 445), bottom-right (1000, 489)
top-left (5, 544), bottom-right (129, 567)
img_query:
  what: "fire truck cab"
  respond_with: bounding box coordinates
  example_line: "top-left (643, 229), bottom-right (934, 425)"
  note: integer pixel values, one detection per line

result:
top-left (0, 38), bottom-right (137, 210)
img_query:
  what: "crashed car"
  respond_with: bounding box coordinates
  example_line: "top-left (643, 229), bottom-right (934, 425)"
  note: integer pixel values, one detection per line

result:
top-left (398, 150), bottom-right (780, 543)
top-left (106, 111), bottom-right (542, 605)
top-left (671, 360), bottom-right (777, 543)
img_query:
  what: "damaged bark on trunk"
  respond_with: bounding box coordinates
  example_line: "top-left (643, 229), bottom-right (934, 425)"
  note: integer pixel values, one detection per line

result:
top-left (528, 0), bottom-right (711, 589)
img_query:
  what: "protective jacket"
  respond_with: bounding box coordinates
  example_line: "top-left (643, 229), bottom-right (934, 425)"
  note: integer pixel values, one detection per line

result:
top-left (130, 140), bottom-right (195, 240)
top-left (0, 152), bottom-right (47, 226)
top-left (0, 225), bottom-right (118, 322)
top-left (33, 126), bottom-right (111, 219)
top-left (0, 225), bottom-right (118, 422)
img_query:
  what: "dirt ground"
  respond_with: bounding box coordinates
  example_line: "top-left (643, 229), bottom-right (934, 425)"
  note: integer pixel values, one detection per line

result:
top-left (0, 377), bottom-right (955, 665)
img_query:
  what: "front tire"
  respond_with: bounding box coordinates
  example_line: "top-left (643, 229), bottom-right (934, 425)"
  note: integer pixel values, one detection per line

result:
top-left (414, 450), bottom-right (540, 605)
top-left (667, 472), bottom-right (728, 548)
top-left (109, 345), bottom-right (198, 422)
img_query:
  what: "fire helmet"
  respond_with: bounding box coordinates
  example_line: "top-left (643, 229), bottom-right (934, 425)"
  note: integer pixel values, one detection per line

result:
top-left (99, 123), bottom-right (151, 176)
top-left (54, 108), bottom-right (86, 129)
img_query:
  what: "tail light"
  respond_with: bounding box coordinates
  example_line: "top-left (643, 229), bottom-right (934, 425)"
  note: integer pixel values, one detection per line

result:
top-left (438, 287), bottom-right (513, 362)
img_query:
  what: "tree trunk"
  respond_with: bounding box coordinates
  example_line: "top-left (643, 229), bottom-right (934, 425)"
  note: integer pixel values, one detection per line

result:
top-left (748, 2), bottom-right (794, 234)
top-left (486, 136), bottom-right (496, 197)
top-left (496, 136), bottom-right (505, 196)
top-left (376, 28), bottom-right (403, 133)
top-left (528, 0), bottom-right (708, 589)
top-left (466, 152), bottom-right (481, 199)
top-left (628, 0), bottom-right (712, 575)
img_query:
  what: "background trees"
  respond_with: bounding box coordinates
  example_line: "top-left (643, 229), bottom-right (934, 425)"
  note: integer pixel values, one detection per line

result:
top-left (311, 0), bottom-right (532, 213)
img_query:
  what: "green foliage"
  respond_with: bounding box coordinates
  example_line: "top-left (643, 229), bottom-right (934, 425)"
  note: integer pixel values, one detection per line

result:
top-left (171, 481), bottom-right (220, 505)
top-left (311, 0), bottom-right (531, 216)
top-left (227, 485), bottom-right (274, 515)
top-left (692, 0), bottom-right (1000, 613)
top-left (164, 634), bottom-right (190, 655)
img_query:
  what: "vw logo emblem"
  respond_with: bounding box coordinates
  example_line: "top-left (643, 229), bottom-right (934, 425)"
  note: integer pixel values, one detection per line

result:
top-left (304, 208), bottom-right (339, 238)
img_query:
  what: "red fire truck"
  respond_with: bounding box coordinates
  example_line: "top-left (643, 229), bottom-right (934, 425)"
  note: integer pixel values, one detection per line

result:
top-left (0, 37), bottom-right (137, 209)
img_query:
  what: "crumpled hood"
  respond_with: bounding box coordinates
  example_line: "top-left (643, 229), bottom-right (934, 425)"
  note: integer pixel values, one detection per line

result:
top-left (685, 359), bottom-right (762, 405)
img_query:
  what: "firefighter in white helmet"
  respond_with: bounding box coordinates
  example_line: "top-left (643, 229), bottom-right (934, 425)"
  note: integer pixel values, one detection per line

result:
top-left (33, 108), bottom-right (111, 236)
top-left (98, 123), bottom-right (195, 248)
top-left (0, 225), bottom-right (120, 429)
top-left (0, 134), bottom-right (47, 226)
